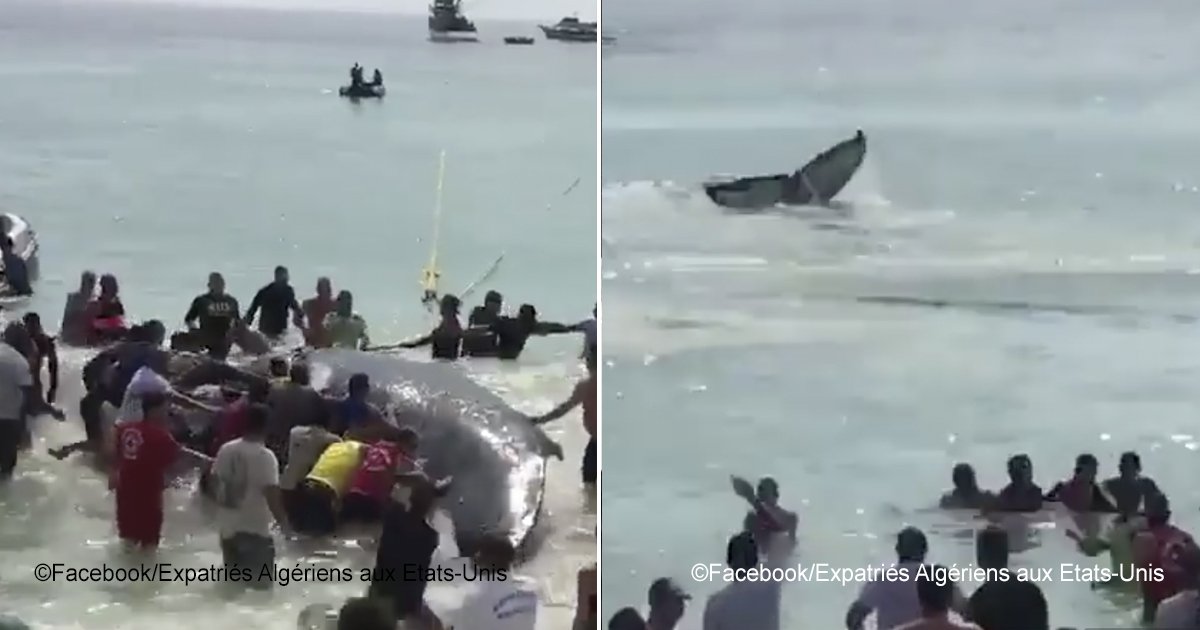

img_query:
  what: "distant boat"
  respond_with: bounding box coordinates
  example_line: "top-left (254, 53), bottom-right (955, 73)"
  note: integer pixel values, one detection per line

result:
top-left (338, 83), bottom-right (386, 99)
top-left (504, 36), bottom-right (535, 45)
top-left (538, 16), bottom-right (597, 42)
top-left (428, 0), bottom-right (478, 43)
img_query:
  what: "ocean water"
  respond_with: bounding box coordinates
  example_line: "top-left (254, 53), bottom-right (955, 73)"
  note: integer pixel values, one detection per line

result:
top-left (0, 1), bottom-right (596, 628)
top-left (601, 0), bottom-right (1200, 627)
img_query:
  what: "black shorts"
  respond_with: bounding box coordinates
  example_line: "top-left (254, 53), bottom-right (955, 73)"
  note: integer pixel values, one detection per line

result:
top-left (293, 479), bottom-right (337, 536)
top-left (79, 391), bottom-right (104, 443)
top-left (0, 420), bottom-right (23, 477)
top-left (582, 436), bottom-right (597, 484)
top-left (341, 493), bottom-right (383, 523)
top-left (220, 532), bottom-right (275, 590)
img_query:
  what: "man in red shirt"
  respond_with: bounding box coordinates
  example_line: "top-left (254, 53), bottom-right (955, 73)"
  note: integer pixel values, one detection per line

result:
top-left (111, 391), bottom-right (180, 549)
top-left (1135, 492), bottom-right (1197, 622)
top-left (341, 428), bottom-right (420, 523)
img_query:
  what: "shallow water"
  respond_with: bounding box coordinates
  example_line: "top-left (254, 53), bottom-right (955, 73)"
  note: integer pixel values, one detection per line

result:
top-left (0, 2), bottom-right (595, 628)
top-left (601, 0), bottom-right (1200, 627)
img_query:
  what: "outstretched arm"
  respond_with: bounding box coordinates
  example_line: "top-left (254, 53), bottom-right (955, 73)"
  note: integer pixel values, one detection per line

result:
top-left (532, 320), bottom-right (585, 336)
top-left (184, 297), bottom-right (202, 328)
top-left (531, 382), bottom-right (585, 425)
top-left (46, 338), bottom-right (60, 403)
top-left (244, 288), bottom-right (264, 325)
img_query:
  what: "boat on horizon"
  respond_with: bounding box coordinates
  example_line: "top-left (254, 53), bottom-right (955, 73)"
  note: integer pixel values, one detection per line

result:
top-left (428, 0), bottom-right (478, 43)
top-left (538, 16), bottom-right (598, 42)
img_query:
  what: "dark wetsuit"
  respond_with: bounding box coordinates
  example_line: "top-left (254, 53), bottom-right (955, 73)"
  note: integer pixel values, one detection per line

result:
top-left (246, 282), bottom-right (297, 338)
top-left (184, 293), bottom-right (240, 359)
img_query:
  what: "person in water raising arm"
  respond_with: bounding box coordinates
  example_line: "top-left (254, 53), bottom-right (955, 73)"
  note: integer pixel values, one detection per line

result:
top-left (323, 290), bottom-right (370, 350)
top-left (244, 265), bottom-right (303, 340)
top-left (0, 237), bottom-right (32, 296)
top-left (60, 270), bottom-right (96, 346)
top-left (183, 272), bottom-right (241, 359)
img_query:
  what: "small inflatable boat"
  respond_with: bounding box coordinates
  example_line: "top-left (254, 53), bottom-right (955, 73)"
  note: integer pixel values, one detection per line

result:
top-left (0, 212), bottom-right (40, 297)
top-left (338, 84), bottom-right (386, 99)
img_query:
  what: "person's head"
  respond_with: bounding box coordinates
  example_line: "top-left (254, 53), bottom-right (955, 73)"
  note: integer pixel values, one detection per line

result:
top-left (143, 320), bottom-right (166, 346)
top-left (976, 525), bottom-right (1009, 570)
top-left (316, 277), bottom-right (332, 299)
top-left (269, 357), bottom-right (288, 378)
top-left (483, 290), bottom-right (503, 315)
top-left (2, 322), bottom-right (31, 357)
top-left (1119, 451), bottom-right (1142, 480)
top-left (336, 290), bottom-right (353, 316)
top-left (290, 362), bottom-right (311, 386)
top-left (141, 391), bottom-right (170, 422)
top-left (1007, 454), bottom-right (1033, 484)
top-left (248, 379), bottom-right (272, 403)
top-left (243, 403), bottom-right (269, 439)
top-left (473, 535), bottom-right (517, 571)
top-left (647, 577), bottom-right (689, 625)
top-left (21, 312), bottom-right (43, 337)
top-left (336, 597), bottom-right (395, 630)
top-left (726, 530), bottom-right (758, 569)
top-left (517, 304), bottom-right (538, 325)
top-left (915, 565), bottom-right (955, 616)
top-left (207, 272), bottom-right (225, 296)
top-left (79, 270), bottom-right (97, 293)
top-left (441, 294), bottom-right (461, 318)
top-left (608, 608), bottom-right (646, 630)
top-left (273, 265), bottom-right (289, 285)
top-left (896, 526), bottom-right (928, 563)
top-left (1074, 453), bottom-right (1099, 482)
top-left (756, 477), bottom-right (779, 505)
top-left (1146, 492), bottom-right (1172, 527)
top-left (396, 427), bottom-right (420, 452)
top-left (0, 237), bottom-right (12, 253)
top-left (348, 373), bottom-right (370, 399)
top-left (99, 274), bottom-right (119, 298)
top-left (951, 463), bottom-right (977, 493)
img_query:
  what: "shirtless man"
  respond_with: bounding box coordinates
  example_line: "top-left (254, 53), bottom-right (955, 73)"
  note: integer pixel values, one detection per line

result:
top-left (531, 345), bottom-right (595, 483)
top-left (895, 567), bottom-right (980, 630)
top-left (21, 313), bottom-right (64, 420)
top-left (301, 277), bottom-right (336, 348)
top-left (60, 270), bottom-right (96, 346)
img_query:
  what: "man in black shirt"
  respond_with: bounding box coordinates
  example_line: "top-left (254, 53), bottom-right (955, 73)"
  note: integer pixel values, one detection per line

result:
top-left (184, 272), bottom-right (241, 359)
top-left (465, 303), bottom-right (585, 360)
top-left (244, 265), bottom-right (303, 339)
top-left (966, 525), bottom-right (1048, 630)
top-left (367, 475), bottom-right (448, 629)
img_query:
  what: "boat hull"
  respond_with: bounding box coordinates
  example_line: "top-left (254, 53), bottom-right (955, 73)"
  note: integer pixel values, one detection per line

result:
top-left (338, 84), bottom-right (386, 98)
top-left (429, 29), bottom-right (479, 42)
top-left (538, 25), bottom-right (597, 42)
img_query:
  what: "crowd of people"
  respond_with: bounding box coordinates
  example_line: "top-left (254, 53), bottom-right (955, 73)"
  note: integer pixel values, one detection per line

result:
top-left (606, 452), bottom-right (1200, 630)
top-left (0, 263), bottom-right (598, 630)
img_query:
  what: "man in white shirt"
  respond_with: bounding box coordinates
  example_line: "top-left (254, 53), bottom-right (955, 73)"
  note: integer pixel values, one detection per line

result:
top-left (212, 403), bottom-right (288, 590)
top-left (703, 531), bottom-right (781, 630)
top-left (451, 536), bottom-right (538, 630)
top-left (0, 323), bottom-right (34, 479)
top-left (845, 527), bottom-right (967, 630)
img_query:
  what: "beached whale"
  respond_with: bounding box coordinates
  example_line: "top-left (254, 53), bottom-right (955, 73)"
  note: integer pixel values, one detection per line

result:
top-left (703, 130), bottom-right (867, 209)
top-left (300, 349), bottom-right (554, 555)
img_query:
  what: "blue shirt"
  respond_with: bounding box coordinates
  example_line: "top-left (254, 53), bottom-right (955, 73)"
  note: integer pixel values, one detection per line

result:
top-left (338, 397), bottom-right (371, 429)
top-left (1, 251), bottom-right (30, 295)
